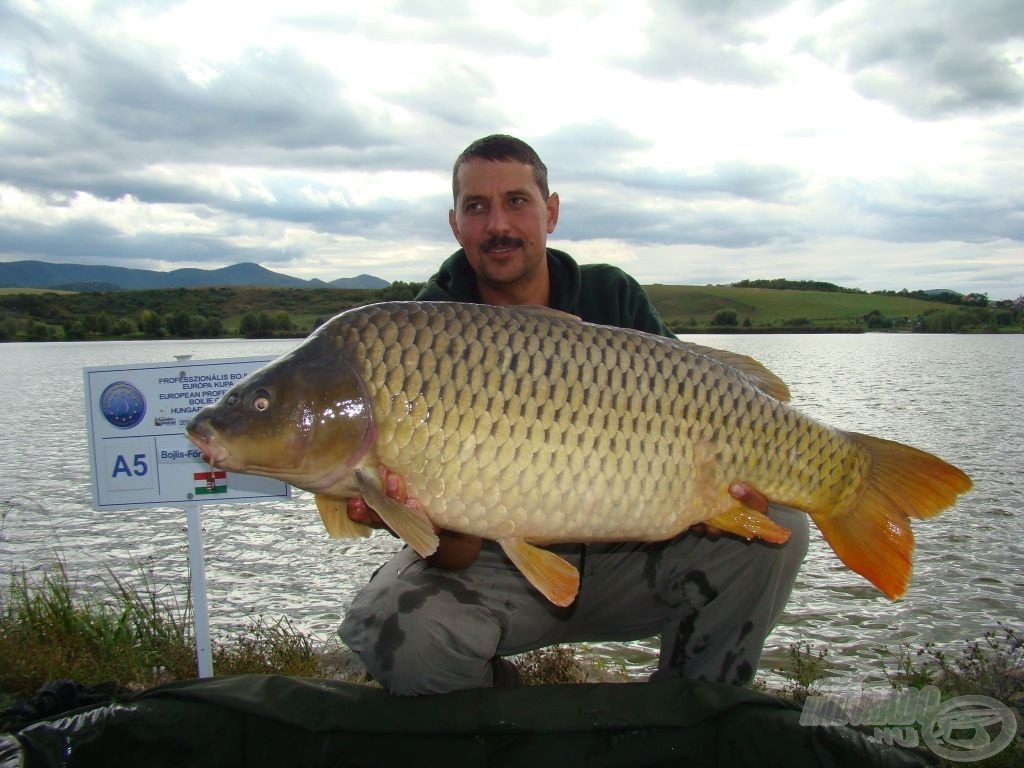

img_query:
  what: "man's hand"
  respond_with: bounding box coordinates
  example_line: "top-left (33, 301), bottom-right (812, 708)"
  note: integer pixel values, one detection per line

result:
top-left (346, 467), bottom-right (409, 529)
top-left (728, 481), bottom-right (770, 513)
top-left (689, 481), bottom-right (771, 535)
top-left (346, 466), bottom-right (482, 569)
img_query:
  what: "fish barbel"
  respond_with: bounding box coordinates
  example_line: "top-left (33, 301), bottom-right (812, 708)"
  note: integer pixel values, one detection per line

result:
top-left (186, 301), bottom-right (972, 606)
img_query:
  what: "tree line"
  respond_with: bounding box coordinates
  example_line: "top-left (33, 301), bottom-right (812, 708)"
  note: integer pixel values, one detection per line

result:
top-left (0, 282), bottom-right (426, 341)
top-left (1, 281), bottom-right (1020, 341)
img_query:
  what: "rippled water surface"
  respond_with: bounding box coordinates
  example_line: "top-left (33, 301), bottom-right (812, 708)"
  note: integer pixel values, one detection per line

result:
top-left (1, 334), bottom-right (1021, 683)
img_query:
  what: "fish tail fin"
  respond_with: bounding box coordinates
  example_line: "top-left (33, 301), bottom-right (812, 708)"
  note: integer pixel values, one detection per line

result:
top-left (811, 432), bottom-right (972, 600)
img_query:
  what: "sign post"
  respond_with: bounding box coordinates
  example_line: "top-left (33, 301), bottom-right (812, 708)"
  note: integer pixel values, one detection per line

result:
top-left (185, 502), bottom-right (213, 677)
top-left (83, 356), bottom-right (290, 678)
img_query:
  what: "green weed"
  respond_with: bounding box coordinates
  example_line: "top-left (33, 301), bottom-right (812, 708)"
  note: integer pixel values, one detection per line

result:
top-left (774, 640), bottom-right (831, 703)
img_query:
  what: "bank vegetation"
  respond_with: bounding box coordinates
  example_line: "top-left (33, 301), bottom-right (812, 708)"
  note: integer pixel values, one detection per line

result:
top-left (1, 280), bottom-right (1021, 341)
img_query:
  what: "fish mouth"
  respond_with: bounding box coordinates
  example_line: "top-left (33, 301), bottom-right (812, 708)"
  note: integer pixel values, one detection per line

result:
top-left (187, 431), bottom-right (232, 470)
top-left (185, 423), bottom-right (348, 493)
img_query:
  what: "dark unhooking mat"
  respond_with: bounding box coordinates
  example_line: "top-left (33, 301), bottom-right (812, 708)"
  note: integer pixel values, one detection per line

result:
top-left (0, 675), bottom-right (931, 767)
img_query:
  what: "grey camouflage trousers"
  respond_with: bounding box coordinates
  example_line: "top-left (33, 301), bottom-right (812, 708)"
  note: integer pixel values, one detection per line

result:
top-left (340, 504), bottom-right (808, 695)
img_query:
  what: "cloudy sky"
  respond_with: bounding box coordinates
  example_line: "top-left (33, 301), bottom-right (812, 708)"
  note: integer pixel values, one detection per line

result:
top-left (2, 0), bottom-right (1022, 299)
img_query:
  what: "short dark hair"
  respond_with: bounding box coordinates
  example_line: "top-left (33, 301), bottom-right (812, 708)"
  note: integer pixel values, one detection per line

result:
top-left (452, 134), bottom-right (550, 203)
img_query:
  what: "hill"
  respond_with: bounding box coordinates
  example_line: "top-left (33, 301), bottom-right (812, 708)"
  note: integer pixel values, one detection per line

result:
top-left (0, 260), bottom-right (389, 291)
top-left (645, 284), bottom-right (949, 330)
top-left (1, 283), bottom-right (1018, 341)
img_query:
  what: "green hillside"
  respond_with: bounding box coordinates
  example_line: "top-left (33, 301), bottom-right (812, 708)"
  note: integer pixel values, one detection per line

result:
top-left (645, 285), bottom-right (953, 331)
top-left (0, 283), bottom-right (1019, 341)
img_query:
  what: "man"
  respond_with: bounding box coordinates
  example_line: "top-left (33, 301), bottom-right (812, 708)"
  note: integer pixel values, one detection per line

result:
top-left (340, 135), bottom-right (808, 695)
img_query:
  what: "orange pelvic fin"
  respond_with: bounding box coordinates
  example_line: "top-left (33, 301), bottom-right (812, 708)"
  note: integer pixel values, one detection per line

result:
top-left (315, 494), bottom-right (373, 539)
top-left (707, 505), bottom-right (791, 544)
top-left (499, 537), bottom-right (580, 607)
top-left (813, 433), bottom-right (972, 600)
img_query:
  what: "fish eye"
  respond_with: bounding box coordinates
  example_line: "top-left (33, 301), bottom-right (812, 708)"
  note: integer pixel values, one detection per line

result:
top-left (252, 390), bottom-right (271, 412)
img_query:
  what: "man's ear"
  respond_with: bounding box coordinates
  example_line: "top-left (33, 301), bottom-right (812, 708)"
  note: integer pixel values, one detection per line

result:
top-left (449, 208), bottom-right (463, 245)
top-left (546, 192), bottom-right (560, 234)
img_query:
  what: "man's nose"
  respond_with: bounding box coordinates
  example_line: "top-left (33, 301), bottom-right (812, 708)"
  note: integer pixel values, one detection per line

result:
top-left (486, 206), bottom-right (510, 234)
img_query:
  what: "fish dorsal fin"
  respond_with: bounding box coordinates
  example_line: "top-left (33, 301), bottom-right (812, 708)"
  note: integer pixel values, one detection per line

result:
top-left (679, 341), bottom-right (791, 402)
top-left (314, 494), bottom-right (373, 539)
top-left (354, 468), bottom-right (439, 558)
top-left (498, 537), bottom-right (580, 607)
top-left (515, 305), bottom-right (582, 322)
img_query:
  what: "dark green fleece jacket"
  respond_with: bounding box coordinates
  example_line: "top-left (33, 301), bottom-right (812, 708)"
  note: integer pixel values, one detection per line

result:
top-left (416, 248), bottom-right (673, 339)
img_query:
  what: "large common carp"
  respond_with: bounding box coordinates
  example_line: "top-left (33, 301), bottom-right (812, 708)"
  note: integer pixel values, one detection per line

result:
top-left (186, 301), bottom-right (971, 606)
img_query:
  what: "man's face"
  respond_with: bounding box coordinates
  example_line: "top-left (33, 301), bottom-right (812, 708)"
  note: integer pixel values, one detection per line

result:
top-left (449, 159), bottom-right (559, 297)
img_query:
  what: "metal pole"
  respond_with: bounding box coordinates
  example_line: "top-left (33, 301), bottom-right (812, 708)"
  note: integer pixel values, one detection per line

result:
top-left (185, 502), bottom-right (214, 677)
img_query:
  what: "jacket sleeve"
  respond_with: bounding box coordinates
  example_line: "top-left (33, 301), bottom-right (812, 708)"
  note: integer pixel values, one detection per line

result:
top-left (577, 265), bottom-right (674, 338)
top-left (619, 273), bottom-right (674, 338)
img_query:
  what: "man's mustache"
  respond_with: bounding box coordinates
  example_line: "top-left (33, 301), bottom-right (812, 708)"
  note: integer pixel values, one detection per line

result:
top-left (482, 236), bottom-right (524, 252)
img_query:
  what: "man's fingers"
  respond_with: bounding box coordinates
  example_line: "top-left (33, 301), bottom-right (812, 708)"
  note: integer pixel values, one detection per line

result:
top-left (382, 466), bottom-right (407, 503)
top-left (346, 496), bottom-right (383, 527)
top-left (728, 481), bottom-right (770, 513)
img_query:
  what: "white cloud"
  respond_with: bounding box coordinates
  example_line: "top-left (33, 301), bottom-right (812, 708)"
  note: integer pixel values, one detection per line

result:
top-left (0, 0), bottom-right (1021, 299)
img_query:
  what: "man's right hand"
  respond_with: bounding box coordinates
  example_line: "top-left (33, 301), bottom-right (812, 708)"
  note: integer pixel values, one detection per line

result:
top-left (347, 467), bottom-right (482, 569)
top-left (346, 468), bottom-right (405, 529)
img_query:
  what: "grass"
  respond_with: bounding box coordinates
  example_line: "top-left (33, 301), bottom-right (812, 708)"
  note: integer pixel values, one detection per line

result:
top-left (767, 631), bottom-right (1023, 767)
top-left (2, 565), bottom-right (1021, 765)
top-left (0, 564), bottom-right (333, 721)
top-left (0, 564), bottom-right (196, 702)
top-left (644, 284), bottom-right (950, 329)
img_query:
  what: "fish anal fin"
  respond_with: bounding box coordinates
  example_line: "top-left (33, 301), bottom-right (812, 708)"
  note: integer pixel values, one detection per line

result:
top-left (354, 468), bottom-right (439, 558)
top-left (315, 494), bottom-right (372, 539)
top-left (810, 432), bottom-right (972, 600)
top-left (707, 506), bottom-right (791, 544)
top-left (692, 441), bottom-right (791, 544)
top-left (499, 537), bottom-right (580, 607)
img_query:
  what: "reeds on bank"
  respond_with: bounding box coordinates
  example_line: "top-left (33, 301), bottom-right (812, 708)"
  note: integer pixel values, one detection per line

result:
top-left (0, 564), bottom-right (325, 706)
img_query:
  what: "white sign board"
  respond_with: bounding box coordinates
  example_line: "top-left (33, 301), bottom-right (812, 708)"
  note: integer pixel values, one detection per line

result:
top-left (84, 356), bottom-right (290, 510)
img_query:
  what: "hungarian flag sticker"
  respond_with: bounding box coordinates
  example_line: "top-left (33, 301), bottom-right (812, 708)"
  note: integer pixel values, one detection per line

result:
top-left (194, 470), bottom-right (227, 495)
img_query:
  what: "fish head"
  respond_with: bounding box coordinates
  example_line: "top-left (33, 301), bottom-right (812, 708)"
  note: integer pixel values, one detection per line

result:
top-left (186, 333), bottom-right (374, 493)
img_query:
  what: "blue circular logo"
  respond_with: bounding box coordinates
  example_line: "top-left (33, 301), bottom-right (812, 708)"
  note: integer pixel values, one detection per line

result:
top-left (100, 381), bottom-right (146, 429)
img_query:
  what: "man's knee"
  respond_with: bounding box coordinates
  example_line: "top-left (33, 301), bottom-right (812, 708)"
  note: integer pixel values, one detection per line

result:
top-left (340, 583), bottom-right (500, 695)
top-left (767, 505), bottom-right (809, 576)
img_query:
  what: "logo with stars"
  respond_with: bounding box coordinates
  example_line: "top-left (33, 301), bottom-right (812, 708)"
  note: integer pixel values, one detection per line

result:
top-left (99, 381), bottom-right (146, 429)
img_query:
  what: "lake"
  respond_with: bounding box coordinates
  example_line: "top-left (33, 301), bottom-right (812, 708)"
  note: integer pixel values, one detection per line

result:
top-left (1, 333), bottom-right (1021, 684)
